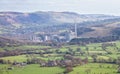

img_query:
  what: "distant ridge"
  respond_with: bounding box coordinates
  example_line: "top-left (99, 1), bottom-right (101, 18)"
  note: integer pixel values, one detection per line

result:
top-left (0, 11), bottom-right (120, 38)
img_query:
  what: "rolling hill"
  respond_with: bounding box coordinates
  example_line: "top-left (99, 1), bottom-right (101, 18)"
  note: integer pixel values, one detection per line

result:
top-left (0, 11), bottom-right (120, 39)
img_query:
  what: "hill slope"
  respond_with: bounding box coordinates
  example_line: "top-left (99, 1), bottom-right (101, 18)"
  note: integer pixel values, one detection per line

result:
top-left (0, 11), bottom-right (120, 38)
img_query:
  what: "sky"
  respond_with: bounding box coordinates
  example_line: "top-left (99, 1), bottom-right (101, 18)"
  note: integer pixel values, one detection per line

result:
top-left (0, 0), bottom-right (120, 15)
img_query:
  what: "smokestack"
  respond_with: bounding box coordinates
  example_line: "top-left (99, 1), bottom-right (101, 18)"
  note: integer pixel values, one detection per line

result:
top-left (75, 22), bottom-right (77, 38)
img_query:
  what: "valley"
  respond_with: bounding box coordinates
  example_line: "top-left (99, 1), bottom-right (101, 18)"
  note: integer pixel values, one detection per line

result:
top-left (0, 40), bottom-right (120, 74)
top-left (0, 11), bottom-right (120, 74)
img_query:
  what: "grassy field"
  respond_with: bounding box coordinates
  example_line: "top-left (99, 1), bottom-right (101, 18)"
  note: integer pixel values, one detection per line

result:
top-left (0, 55), bottom-right (27, 62)
top-left (0, 63), bottom-right (118, 74)
top-left (70, 63), bottom-right (118, 74)
top-left (0, 45), bottom-right (51, 51)
top-left (0, 64), bottom-right (64, 74)
top-left (0, 41), bottom-right (120, 74)
top-left (1, 41), bottom-right (120, 62)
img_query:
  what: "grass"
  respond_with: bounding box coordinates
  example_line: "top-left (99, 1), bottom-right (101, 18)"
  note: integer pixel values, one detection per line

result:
top-left (0, 48), bottom-right (4, 51)
top-left (0, 55), bottom-right (27, 62)
top-left (1, 41), bottom-right (120, 74)
top-left (0, 54), bottom-right (63, 62)
top-left (69, 63), bottom-right (118, 74)
top-left (0, 63), bottom-right (118, 74)
top-left (21, 45), bottom-right (50, 49)
top-left (107, 54), bottom-right (120, 59)
top-left (88, 51), bottom-right (107, 54)
top-left (0, 45), bottom-right (51, 51)
top-left (0, 64), bottom-right (64, 74)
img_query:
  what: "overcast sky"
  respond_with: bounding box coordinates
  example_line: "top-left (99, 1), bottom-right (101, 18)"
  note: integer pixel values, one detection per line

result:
top-left (0, 0), bottom-right (120, 15)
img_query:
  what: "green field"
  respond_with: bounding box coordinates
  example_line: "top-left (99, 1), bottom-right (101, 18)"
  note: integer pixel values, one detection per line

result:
top-left (0, 41), bottom-right (120, 74)
top-left (70, 63), bottom-right (118, 74)
top-left (0, 63), bottom-right (118, 74)
top-left (0, 64), bottom-right (64, 74)
top-left (0, 55), bottom-right (27, 62)
top-left (0, 45), bottom-right (51, 51)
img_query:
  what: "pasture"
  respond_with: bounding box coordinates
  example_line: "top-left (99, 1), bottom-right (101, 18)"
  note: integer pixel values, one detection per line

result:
top-left (0, 41), bottom-right (120, 74)
top-left (70, 63), bottom-right (118, 74)
top-left (0, 63), bottom-right (118, 74)
top-left (0, 64), bottom-right (64, 74)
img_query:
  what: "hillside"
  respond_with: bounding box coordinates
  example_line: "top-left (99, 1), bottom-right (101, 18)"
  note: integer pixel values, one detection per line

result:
top-left (0, 36), bottom-right (23, 47)
top-left (0, 12), bottom-right (117, 26)
top-left (0, 11), bottom-right (120, 39)
top-left (78, 18), bottom-right (120, 37)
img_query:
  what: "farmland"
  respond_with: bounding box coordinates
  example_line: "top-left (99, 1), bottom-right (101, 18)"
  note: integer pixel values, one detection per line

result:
top-left (0, 41), bottom-right (120, 74)
top-left (0, 64), bottom-right (64, 74)
top-left (0, 63), bottom-right (118, 74)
